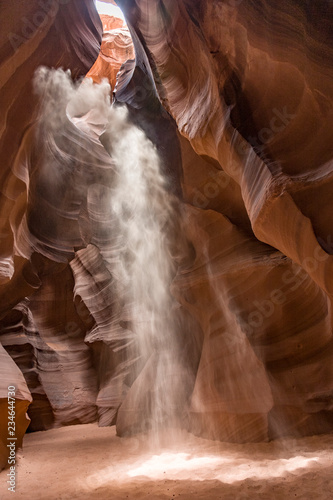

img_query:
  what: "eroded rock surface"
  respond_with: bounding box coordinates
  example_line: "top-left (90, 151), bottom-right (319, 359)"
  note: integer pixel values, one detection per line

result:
top-left (114, 0), bottom-right (333, 441)
top-left (87, 15), bottom-right (134, 90)
top-left (0, 0), bottom-right (102, 469)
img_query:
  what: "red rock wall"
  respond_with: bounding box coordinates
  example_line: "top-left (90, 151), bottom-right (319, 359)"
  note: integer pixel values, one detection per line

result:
top-left (0, 0), bottom-right (102, 469)
top-left (87, 14), bottom-right (134, 91)
top-left (115, 0), bottom-right (333, 441)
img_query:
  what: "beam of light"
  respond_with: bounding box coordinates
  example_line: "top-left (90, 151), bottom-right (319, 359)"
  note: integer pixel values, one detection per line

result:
top-left (95, 1), bottom-right (125, 20)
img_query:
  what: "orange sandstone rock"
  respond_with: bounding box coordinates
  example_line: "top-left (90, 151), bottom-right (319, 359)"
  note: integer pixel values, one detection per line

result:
top-left (87, 18), bottom-right (134, 90)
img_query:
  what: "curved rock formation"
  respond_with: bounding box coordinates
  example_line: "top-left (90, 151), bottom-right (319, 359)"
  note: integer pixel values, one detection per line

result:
top-left (0, 0), bottom-right (102, 254)
top-left (114, 0), bottom-right (333, 440)
top-left (0, 341), bottom-right (31, 470)
top-left (0, 0), bottom-right (102, 469)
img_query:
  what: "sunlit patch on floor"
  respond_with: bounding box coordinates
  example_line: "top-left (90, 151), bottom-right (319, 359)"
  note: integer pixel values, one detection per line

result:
top-left (5, 424), bottom-right (333, 499)
top-left (83, 444), bottom-right (324, 491)
top-left (126, 453), bottom-right (319, 482)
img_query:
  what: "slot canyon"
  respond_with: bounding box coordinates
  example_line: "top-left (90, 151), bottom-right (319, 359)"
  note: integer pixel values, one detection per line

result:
top-left (0, 0), bottom-right (333, 498)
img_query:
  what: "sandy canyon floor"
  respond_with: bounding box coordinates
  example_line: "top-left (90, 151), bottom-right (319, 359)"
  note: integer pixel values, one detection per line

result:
top-left (1, 424), bottom-right (333, 499)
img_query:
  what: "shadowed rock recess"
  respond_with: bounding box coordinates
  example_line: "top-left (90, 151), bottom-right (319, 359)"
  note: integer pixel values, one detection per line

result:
top-left (1, 0), bottom-right (333, 468)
